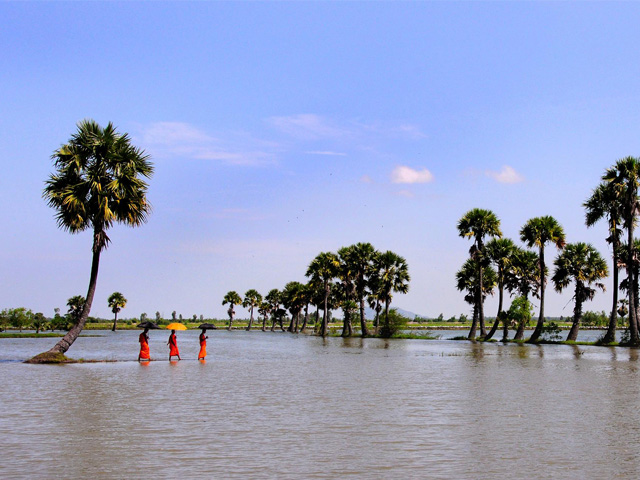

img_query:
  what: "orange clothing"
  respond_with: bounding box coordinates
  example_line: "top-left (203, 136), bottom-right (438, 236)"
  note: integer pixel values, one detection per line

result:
top-left (139, 332), bottom-right (150, 360)
top-left (198, 334), bottom-right (207, 359)
top-left (168, 333), bottom-right (180, 357)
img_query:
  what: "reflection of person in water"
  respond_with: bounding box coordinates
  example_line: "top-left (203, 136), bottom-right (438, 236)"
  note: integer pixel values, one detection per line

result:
top-left (198, 329), bottom-right (208, 360)
top-left (167, 329), bottom-right (181, 360)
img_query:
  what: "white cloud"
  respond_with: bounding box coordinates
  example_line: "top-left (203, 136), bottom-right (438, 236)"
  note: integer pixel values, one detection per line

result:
top-left (267, 114), bottom-right (348, 140)
top-left (391, 166), bottom-right (434, 184)
top-left (360, 174), bottom-right (373, 184)
top-left (486, 165), bottom-right (524, 184)
top-left (396, 189), bottom-right (415, 198)
top-left (137, 122), bottom-right (276, 166)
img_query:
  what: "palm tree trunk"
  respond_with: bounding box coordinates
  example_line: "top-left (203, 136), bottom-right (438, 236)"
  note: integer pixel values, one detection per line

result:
top-left (501, 311), bottom-right (509, 342)
top-left (602, 242), bottom-right (619, 344)
top-left (484, 281), bottom-right (503, 341)
top-left (468, 303), bottom-right (478, 340)
top-left (566, 285), bottom-right (583, 341)
top-left (42, 236), bottom-right (102, 356)
top-left (246, 307), bottom-right (254, 331)
top-left (528, 247), bottom-right (546, 343)
top-left (359, 298), bottom-right (369, 337)
top-left (111, 311), bottom-right (118, 332)
top-left (628, 222), bottom-right (639, 345)
top-left (321, 282), bottom-right (329, 337)
top-left (300, 306), bottom-right (309, 332)
top-left (262, 314), bottom-right (267, 332)
top-left (477, 243), bottom-right (486, 337)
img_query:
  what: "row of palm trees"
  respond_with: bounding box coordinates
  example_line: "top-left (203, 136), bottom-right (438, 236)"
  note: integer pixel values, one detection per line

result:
top-left (458, 156), bottom-right (640, 345)
top-left (221, 243), bottom-right (410, 337)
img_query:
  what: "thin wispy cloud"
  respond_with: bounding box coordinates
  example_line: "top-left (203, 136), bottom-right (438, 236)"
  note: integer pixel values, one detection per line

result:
top-left (391, 166), bottom-right (434, 184)
top-left (486, 165), bottom-right (524, 184)
top-left (396, 189), bottom-right (415, 198)
top-left (305, 150), bottom-right (347, 156)
top-left (267, 114), bottom-right (349, 140)
top-left (360, 174), bottom-right (373, 184)
top-left (138, 122), bottom-right (277, 166)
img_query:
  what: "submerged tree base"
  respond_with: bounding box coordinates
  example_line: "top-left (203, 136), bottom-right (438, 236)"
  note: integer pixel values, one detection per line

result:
top-left (25, 351), bottom-right (75, 364)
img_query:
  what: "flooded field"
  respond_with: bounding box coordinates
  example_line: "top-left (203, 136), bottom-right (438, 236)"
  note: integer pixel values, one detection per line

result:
top-left (2, 330), bottom-right (640, 479)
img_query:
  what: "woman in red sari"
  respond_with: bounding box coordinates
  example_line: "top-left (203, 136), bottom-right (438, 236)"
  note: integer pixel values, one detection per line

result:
top-left (138, 327), bottom-right (150, 362)
top-left (198, 329), bottom-right (208, 360)
top-left (167, 329), bottom-right (181, 360)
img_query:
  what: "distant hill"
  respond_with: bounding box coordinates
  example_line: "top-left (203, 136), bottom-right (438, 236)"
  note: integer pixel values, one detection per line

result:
top-left (364, 306), bottom-right (421, 320)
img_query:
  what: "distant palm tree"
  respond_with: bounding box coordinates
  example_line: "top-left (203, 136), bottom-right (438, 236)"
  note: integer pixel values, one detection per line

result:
top-left (107, 292), bottom-right (127, 332)
top-left (484, 238), bottom-right (517, 340)
top-left (552, 243), bottom-right (608, 341)
top-left (457, 208), bottom-right (502, 339)
top-left (222, 291), bottom-right (242, 330)
top-left (265, 288), bottom-right (284, 332)
top-left (455, 259), bottom-right (497, 340)
top-left (32, 120), bottom-right (152, 362)
top-left (282, 281), bottom-right (305, 333)
top-left (520, 215), bottom-right (566, 343)
top-left (306, 252), bottom-right (341, 336)
top-left (242, 289), bottom-right (262, 331)
top-left (603, 156), bottom-right (640, 345)
top-left (506, 248), bottom-right (542, 341)
top-left (584, 181), bottom-right (623, 344)
top-left (67, 295), bottom-right (86, 326)
top-left (372, 251), bottom-right (410, 335)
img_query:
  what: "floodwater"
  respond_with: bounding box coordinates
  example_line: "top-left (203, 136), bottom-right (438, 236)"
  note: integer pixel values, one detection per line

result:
top-left (2, 330), bottom-right (640, 479)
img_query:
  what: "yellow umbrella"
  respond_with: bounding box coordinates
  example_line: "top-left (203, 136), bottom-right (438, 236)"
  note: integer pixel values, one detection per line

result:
top-left (166, 322), bottom-right (187, 330)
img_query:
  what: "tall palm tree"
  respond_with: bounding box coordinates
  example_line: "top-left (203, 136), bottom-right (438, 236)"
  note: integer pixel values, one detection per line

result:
top-left (455, 259), bottom-right (497, 340)
top-left (520, 215), bottom-right (566, 343)
top-left (107, 292), bottom-right (127, 332)
top-left (371, 251), bottom-right (410, 334)
top-left (618, 239), bottom-right (640, 328)
top-left (603, 156), bottom-right (640, 345)
top-left (341, 242), bottom-right (377, 337)
top-left (265, 288), bottom-right (284, 332)
top-left (552, 243), bottom-right (608, 341)
top-left (306, 252), bottom-right (340, 337)
top-left (457, 208), bottom-right (502, 338)
top-left (484, 238), bottom-right (517, 340)
top-left (584, 181), bottom-right (623, 344)
top-left (32, 120), bottom-right (152, 362)
top-left (506, 248), bottom-right (542, 341)
top-left (222, 291), bottom-right (242, 330)
top-left (242, 289), bottom-right (262, 331)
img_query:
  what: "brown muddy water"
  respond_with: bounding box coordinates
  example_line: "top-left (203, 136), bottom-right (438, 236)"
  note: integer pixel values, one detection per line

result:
top-left (2, 330), bottom-right (640, 479)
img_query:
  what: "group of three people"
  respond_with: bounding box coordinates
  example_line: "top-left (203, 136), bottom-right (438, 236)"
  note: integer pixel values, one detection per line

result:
top-left (138, 327), bottom-right (209, 362)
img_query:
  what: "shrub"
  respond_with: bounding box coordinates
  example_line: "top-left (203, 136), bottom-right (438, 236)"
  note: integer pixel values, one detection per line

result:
top-left (379, 308), bottom-right (409, 338)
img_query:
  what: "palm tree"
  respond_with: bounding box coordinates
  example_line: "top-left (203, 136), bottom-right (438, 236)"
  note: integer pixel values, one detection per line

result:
top-left (222, 291), bottom-right (242, 330)
top-left (107, 292), bottom-right (127, 332)
top-left (242, 289), bottom-right (262, 331)
top-left (265, 288), bottom-right (284, 332)
top-left (31, 120), bottom-right (152, 362)
top-left (584, 181), bottom-right (623, 344)
top-left (306, 252), bottom-right (340, 336)
top-left (520, 215), bottom-right (566, 343)
top-left (258, 301), bottom-right (270, 332)
top-left (552, 243), bottom-right (608, 341)
top-left (371, 251), bottom-right (410, 335)
top-left (282, 281), bottom-right (305, 333)
top-left (603, 157), bottom-right (640, 345)
top-left (618, 239), bottom-right (640, 329)
top-left (484, 238), bottom-right (517, 340)
top-left (340, 243), bottom-right (377, 337)
top-left (455, 259), bottom-right (497, 340)
top-left (457, 208), bottom-right (502, 338)
top-left (506, 248), bottom-right (542, 341)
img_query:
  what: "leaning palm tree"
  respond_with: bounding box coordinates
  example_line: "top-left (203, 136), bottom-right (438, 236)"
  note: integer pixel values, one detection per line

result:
top-left (30, 120), bottom-right (153, 363)
top-left (455, 259), bottom-right (497, 340)
top-left (306, 252), bottom-right (340, 336)
top-left (552, 243), bottom-right (608, 342)
top-left (242, 289), bottom-right (262, 331)
top-left (222, 291), bottom-right (242, 330)
top-left (457, 208), bottom-right (502, 338)
top-left (584, 181), bottom-right (623, 344)
top-left (520, 216), bottom-right (566, 343)
top-left (603, 156), bottom-right (640, 345)
top-left (107, 292), bottom-right (127, 332)
top-left (372, 251), bottom-right (410, 335)
top-left (484, 238), bottom-right (517, 340)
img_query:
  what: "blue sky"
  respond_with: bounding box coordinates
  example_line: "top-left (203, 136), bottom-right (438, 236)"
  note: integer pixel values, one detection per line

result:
top-left (2, 2), bottom-right (640, 320)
